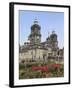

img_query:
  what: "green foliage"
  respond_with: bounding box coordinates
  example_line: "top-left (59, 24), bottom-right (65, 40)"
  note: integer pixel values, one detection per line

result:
top-left (19, 61), bottom-right (64, 79)
top-left (19, 64), bottom-right (25, 69)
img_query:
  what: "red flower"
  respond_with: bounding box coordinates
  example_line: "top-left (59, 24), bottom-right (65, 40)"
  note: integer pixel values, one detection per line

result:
top-left (41, 66), bottom-right (48, 72)
top-left (52, 64), bottom-right (61, 69)
top-left (32, 66), bottom-right (48, 72)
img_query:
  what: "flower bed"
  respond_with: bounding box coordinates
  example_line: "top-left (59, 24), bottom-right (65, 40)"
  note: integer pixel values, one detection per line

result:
top-left (19, 62), bottom-right (64, 79)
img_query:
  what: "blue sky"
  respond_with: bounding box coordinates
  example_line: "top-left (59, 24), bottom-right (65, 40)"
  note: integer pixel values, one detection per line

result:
top-left (19, 10), bottom-right (64, 48)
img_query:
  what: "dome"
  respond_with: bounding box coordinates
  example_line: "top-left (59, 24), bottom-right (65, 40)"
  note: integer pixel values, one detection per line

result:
top-left (31, 24), bottom-right (41, 30)
top-left (31, 19), bottom-right (41, 30)
top-left (50, 31), bottom-right (57, 41)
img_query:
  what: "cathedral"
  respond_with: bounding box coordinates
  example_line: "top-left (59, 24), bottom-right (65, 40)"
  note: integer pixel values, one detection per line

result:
top-left (19, 19), bottom-right (64, 64)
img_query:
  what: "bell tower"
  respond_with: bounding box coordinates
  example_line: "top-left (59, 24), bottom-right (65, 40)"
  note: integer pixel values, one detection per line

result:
top-left (50, 31), bottom-right (58, 49)
top-left (28, 19), bottom-right (41, 45)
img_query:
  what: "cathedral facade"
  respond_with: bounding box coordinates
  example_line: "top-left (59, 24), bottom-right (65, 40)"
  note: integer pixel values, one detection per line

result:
top-left (19, 19), bottom-right (64, 64)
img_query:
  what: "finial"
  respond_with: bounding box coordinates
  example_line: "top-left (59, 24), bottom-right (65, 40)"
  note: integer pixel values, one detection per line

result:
top-left (52, 30), bottom-right (55, 34)
top-left (34, 18), bottom-right (38, 24)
